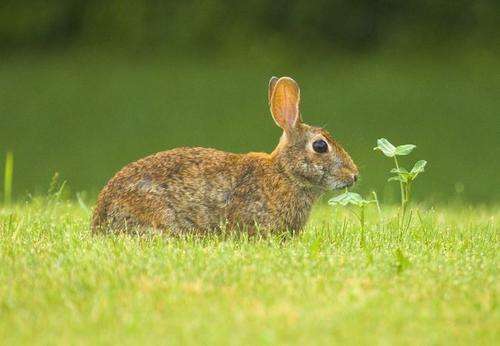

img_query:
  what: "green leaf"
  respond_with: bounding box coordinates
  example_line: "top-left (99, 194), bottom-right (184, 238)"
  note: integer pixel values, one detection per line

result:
top-left (390, 167), bottom-right (408, 174)
top-left (405, 160), bottom-right (427, 180)
top-left (373, 138), bottom-right (396, 157)
top-left (388, 175), bottom-right (408, 183)
top-left (411, 160), bottom-right (427, 174)
top-left (395, 144), bottom-right (416, 156)
top-left (328, 191), bottom-right (370, 207)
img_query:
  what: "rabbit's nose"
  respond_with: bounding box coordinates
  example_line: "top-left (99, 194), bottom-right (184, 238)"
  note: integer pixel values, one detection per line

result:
top-left (353, 174), bottom-right (358, 183)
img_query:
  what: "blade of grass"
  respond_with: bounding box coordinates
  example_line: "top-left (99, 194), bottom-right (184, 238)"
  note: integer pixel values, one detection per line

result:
top-left (4, 151), bottom-right (14, 205)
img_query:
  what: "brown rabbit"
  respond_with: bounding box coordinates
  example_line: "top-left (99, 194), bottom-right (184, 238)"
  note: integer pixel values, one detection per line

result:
top-left (92, 77), bottom-right (358, 234)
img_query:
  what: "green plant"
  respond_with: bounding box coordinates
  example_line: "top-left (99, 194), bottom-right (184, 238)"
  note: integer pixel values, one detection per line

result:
top-left (374, 138), bottom-right (427, 229)
top-left (329, 191), bottom-right (375, 247)
top-left (3, 151), bottom-right (14, 205)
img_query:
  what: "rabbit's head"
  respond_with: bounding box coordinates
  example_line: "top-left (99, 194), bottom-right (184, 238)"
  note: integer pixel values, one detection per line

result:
top-left (269, 76), bottom-right (358, 190)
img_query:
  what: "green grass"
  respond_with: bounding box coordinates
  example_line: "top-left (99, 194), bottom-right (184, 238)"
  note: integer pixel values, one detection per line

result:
top-left (0, 199), bottom-right (498, 345)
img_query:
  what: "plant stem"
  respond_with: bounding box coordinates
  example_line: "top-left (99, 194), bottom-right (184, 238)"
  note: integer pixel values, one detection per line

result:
top-left (393, 156), bottom-right (405, 207)
top-left (393, 156), bottom-right (406, 228)
top-left (402, 182), bottom-right (413, 230)
top-left (4, 152), bottom-right (14, 205)
top-left (372, 191), bottom-right (382, 222)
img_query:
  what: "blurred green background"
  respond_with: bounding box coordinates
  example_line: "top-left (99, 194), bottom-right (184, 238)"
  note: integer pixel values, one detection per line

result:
top-left (0, 1), bottom-right (499, 203)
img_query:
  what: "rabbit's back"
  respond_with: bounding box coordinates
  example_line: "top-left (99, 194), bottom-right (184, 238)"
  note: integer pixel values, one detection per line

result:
top-left (92, 147), bottom-right (241, 233)
top-left (93, 146), bottom-right (318, 234)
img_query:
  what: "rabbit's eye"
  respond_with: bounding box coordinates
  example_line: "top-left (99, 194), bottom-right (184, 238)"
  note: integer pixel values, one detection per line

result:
top-left (312, 139), bottom-right (328, 153)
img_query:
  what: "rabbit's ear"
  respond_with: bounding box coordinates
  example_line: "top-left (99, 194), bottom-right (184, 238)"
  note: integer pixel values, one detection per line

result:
top-left (270, 77), bottom-right (301, 131)
top-left (268, 76), bottom-right (279, 105)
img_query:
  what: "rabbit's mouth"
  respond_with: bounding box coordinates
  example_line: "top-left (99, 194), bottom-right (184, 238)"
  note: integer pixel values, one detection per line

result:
top-left (334, 181), bottom-right (354, 190)
top-left (324, 167), bottom-right (359, 190)
top-left (326, 176), bottom-right (357, 190)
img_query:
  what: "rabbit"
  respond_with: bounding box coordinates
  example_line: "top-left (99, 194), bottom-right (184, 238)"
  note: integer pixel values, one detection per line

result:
top-left (92, 76), bottom-right (358, 234)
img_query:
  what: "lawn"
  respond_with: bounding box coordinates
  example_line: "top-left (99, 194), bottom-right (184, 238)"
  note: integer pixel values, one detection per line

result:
top-left (0, 198), bottom-right (498, 345)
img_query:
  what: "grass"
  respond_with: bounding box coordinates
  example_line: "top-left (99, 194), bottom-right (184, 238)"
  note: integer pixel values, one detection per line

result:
top-left (3, 152), bottom-right (14, 205)
top-left (0, 199), bottom-right (498, 345)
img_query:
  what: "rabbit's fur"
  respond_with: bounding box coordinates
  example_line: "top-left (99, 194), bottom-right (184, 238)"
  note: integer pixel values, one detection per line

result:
top-left (92, 77), bottom-right (358, 234)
